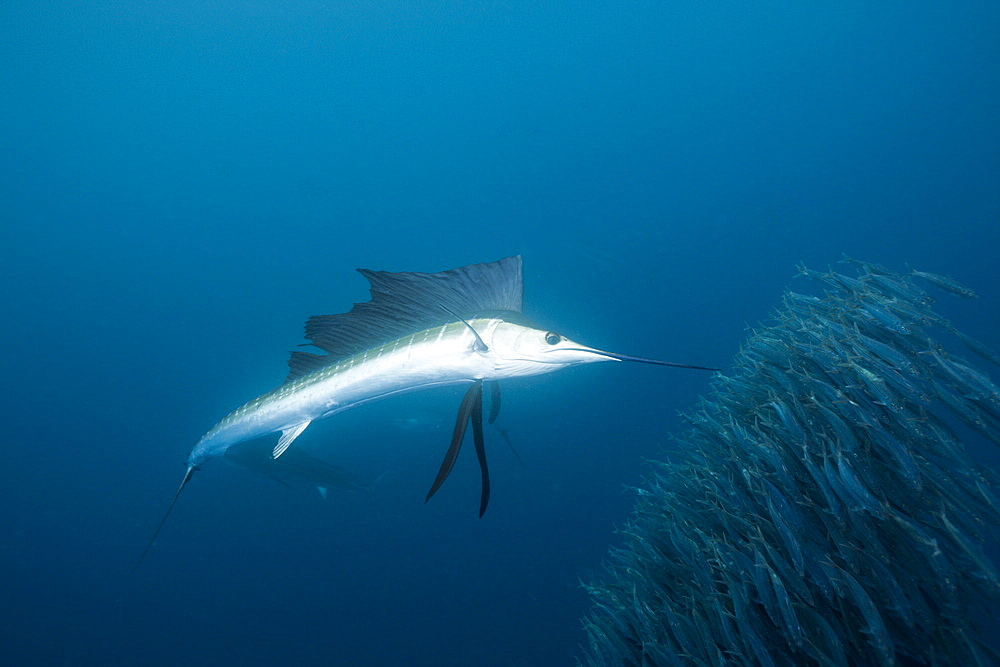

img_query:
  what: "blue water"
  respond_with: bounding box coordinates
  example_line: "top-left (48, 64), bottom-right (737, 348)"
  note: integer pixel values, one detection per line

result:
top-left (2, 2), bottom-right (998, 665)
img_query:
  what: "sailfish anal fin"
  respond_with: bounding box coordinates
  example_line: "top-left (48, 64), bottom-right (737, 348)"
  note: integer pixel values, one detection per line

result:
top-left (273, 421), bottom-right (311, 459)
top-left (426, 380), bottom-right (491, 516)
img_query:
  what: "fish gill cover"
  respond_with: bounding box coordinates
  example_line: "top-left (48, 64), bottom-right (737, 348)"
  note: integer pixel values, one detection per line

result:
top-left (581, 258), bottom-right (1000, 666)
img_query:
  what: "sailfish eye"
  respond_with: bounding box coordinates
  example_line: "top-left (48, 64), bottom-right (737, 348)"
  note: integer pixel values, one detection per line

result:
top-left (544, 332), bottom-right (562, 345)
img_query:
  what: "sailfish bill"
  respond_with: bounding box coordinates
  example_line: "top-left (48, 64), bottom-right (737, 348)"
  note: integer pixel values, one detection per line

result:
top-left (133, 256), bottom-right (717, 570)
top-left (568, 350), bottom-right (720, 371)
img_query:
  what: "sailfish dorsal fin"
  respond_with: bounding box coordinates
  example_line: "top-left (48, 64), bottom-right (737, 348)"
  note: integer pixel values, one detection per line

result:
top-left (285, 256), bottom-right (523, 382)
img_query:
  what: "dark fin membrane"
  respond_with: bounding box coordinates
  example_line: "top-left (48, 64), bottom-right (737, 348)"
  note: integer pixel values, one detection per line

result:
top-left (287, 350), bottom-right (332, 379)
top-left (131, 466), bottom-right (196, 574)
top-left (287, 257), bottom-right (523, 382)
top-left (471, 386), bottom-right (490, 517)
top-left (488, 381), bottom-right (502, 424)
top-left (426, 381), bottom-right (483, 503)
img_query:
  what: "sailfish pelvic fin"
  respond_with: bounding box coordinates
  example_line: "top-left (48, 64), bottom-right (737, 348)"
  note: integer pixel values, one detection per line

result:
top-left (470, 385), bottom-right (490, 517)
top-left (425, 380), bottom-right (486, 506)
top-left (424, 380), bottom-right (490, 518)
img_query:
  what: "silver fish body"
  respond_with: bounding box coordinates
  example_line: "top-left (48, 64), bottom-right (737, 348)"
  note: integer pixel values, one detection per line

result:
top-left (189, 317), bottom-right (612, 467)
top-left (132, 257), bottom-right (714, 571)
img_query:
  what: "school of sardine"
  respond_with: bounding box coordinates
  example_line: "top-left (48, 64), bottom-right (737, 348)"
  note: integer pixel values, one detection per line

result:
top-left (581, 258), bottom-right (1000, 666)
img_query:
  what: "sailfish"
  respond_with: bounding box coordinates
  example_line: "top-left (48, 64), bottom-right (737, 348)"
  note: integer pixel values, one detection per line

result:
top-left (134, 256), bottom-right (716, 568)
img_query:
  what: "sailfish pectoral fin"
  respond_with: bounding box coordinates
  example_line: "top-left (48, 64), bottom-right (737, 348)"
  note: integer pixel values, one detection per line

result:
top-left (440, 305), bottom-right (489, 353)
top-left (272, 421), bottom-right (311, 459)
top-left (471, 385), bottom-right (490, 517)
top-left (426, 381), bottom-right (482, 503)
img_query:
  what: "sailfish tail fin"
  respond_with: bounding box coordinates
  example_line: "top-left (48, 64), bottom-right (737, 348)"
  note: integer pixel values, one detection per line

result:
top-left (130, 466), bottom-right (196, 575)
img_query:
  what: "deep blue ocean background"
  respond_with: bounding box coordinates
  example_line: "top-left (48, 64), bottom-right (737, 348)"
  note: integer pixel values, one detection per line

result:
top-left (2, 2), bottom-right (999, 665)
